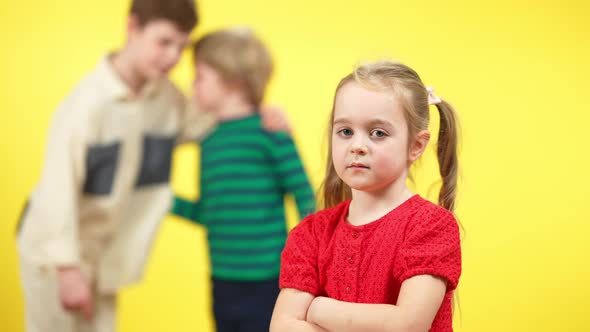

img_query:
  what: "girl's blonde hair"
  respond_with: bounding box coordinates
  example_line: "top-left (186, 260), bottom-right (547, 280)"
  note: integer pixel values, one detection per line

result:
top-left (321, 61), bottom-right (460, 214)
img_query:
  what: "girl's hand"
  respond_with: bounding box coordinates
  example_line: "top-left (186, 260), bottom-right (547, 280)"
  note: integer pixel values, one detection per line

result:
top-left (306, 296), bottom-right (331, 325)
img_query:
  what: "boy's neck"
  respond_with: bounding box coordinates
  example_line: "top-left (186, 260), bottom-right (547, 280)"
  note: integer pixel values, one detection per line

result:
top-left (347, 175), bottom-right (414, 226)
top-left (110, 49), bottom-right (148, 97)
top-left (215, 95), bottom-right (256, 121)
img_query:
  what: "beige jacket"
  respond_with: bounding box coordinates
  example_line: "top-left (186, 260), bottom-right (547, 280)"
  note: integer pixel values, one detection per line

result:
top-left (17, 56), bottom-right (216, 293)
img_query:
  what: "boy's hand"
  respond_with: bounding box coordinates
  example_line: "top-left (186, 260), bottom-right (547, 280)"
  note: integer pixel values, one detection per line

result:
top-left (57, 266), bottom-right (94, 321)
top-left (261, 105), bottom-right (291, 133)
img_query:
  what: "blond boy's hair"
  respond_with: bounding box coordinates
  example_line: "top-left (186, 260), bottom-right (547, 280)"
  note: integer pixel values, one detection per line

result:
top-left (193, 28), bottom-right (273, 106)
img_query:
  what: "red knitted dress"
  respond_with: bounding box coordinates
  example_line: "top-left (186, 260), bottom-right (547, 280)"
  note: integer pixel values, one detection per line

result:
top-left (280, 195), bottom-right (462, 331)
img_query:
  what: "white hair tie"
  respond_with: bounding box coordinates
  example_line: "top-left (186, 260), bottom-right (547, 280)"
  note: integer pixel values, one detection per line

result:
top-left (426, 86), bottom-right (442, 105)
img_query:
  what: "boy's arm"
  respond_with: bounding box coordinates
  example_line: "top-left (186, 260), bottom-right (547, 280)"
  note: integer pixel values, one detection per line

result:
top-left (32, 107), bottom-right (86, 267)
top-left (306, 275), bottom-right (447, 332)
top-left (270, 133), bottom-right (316, 217)
top-left (177, 101), bottom-right (287, 144)
top-left (170, 196), bottom-right (203, 225)
top-left (176, 100), bottom-right (217, 144)
top-left (29, 106), bottom-right (94, 318)
top-left (270, 288), bottom-right (329, 332)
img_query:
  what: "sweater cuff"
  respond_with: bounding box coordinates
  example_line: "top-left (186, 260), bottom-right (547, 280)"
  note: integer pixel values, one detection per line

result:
top-left (171, 196), bottom-right (197, 221)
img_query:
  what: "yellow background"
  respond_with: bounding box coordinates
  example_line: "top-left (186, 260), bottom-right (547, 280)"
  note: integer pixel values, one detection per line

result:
top-left (1, 0), bottom-right (589, 331)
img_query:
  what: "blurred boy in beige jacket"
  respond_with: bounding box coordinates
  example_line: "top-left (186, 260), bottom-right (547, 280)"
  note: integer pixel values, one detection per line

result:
top-left (15, 1), bottom-right (286, 331)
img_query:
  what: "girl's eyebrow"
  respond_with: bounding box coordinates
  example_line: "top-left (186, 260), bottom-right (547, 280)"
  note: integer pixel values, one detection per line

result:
top-left (333, 118), bottom-right (394, 128)
top-left (366, 119), bottom-right (394, 128)
top-left (333, 118), bottom-right (351, 126)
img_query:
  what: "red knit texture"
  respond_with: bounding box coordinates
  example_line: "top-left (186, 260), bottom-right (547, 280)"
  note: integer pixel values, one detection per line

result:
top-left (280, 195), bottom-right (461, 332)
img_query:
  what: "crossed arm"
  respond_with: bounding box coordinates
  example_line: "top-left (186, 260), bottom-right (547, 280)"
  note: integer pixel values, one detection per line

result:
top-left (270, 274), bottom-right (447, 332)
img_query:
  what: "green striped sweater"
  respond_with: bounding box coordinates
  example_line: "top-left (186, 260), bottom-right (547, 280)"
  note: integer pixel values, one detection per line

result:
top-left (172, 113), bottom-right (315, 281)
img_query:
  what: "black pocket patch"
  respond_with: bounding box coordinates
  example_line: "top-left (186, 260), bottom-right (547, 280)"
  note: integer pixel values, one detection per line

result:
top-left (135, 135), bottom-right (175, 187)
top-left (83, 142), bottom-right (120, 195)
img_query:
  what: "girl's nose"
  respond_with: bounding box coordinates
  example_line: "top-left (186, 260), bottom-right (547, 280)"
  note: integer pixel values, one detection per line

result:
top-left (350, 140), bottom-right (368, 155)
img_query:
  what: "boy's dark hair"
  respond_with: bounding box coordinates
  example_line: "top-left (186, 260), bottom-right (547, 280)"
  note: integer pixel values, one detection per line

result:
top-left (130, 0), bottom-right (198, 32)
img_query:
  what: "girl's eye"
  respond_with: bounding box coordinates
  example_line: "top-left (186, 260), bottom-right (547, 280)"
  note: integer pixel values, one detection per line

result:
top-left (338, 128), bottom-right (353, 136)
top-left (370, 130), bottom-right (387, 138)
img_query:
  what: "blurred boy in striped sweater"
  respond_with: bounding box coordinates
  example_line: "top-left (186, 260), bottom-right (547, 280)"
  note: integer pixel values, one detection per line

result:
top-left (171, 27), bottom-right (315, 332)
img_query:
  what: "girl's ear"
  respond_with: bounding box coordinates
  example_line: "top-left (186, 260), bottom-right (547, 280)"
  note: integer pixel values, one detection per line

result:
top-left (409, 130), bottom-right (431, 162)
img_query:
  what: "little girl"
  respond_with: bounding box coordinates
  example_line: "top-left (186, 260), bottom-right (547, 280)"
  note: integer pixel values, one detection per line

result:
top-left (270, 61), bottom-right (462, 332)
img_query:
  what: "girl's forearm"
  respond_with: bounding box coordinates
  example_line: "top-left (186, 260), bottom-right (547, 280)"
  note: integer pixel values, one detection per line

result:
top-left (270, 317), bottom-right (329, 332)
top-left (307, 297), bottom-right (418, 332)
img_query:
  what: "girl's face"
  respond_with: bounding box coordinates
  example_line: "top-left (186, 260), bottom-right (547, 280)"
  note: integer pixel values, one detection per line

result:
top-left (331, 82), bottom-right (412, 194)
